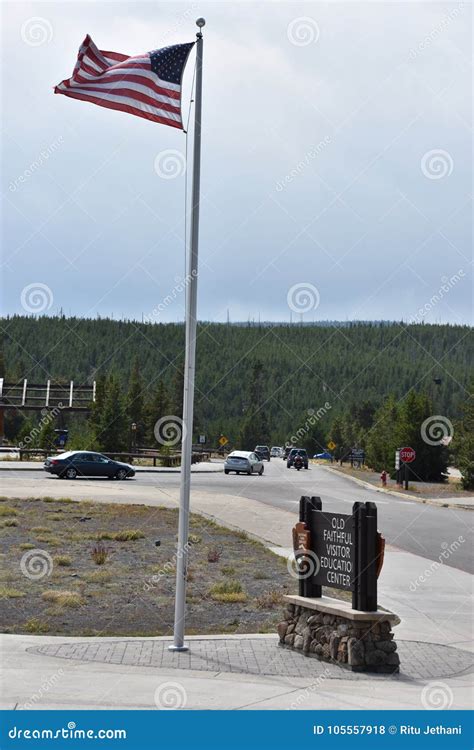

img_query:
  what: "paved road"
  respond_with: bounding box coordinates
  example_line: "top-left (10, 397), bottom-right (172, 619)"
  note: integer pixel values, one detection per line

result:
top-left (1, 459), bottom-right (472, 572)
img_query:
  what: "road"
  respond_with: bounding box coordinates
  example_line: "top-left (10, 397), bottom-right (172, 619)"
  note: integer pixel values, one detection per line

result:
top-left (1, 459), bottom-right (472, 573)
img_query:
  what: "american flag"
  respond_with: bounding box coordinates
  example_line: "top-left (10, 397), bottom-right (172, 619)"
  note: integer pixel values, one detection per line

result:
top-left (55, 35), bottom-right (194, 129)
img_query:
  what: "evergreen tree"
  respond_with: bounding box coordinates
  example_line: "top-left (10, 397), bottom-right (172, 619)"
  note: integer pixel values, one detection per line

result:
top-left (455, 382), bottom-right (474, 490)
top-left (365, 395), bottom-right (399, 472)
top-left (239, 361), bottom-right (271, 448)
top-left (328, 415), bottom-right (346, 461)
top-left (94, 375), bottom-right (128, 451)
top-left (394, 391), bottom-right (448, 482)
top-left (126, 359), bottom-right (145, 445)
top-left (144, 379), bottom-right (170, 445)
top-left (38, 412), bottom-right (57, 451)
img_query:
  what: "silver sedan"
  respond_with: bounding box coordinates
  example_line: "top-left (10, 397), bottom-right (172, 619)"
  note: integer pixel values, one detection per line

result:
top-left (224, 450), bottom-right (264, 476)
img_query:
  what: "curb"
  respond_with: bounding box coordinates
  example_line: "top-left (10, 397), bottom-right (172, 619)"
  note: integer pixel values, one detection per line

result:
top-left (321, 465), bottom-right (473, 511)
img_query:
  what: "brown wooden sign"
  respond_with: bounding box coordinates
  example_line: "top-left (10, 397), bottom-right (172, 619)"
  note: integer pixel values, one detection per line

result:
top-left (292, 521), bottom-right (311, 555)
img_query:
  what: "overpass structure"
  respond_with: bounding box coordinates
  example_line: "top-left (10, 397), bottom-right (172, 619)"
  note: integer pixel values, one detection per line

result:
top-left (0, 379), bottom-right (96, 444)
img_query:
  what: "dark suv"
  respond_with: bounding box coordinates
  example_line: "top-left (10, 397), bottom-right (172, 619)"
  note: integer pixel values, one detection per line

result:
top-left (254, 445), bottom-right (271, 461)
top-left (287, 448), bottom-right (309, 469)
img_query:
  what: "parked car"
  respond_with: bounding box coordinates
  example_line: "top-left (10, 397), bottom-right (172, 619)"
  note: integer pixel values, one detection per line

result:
top-left (314, 452), bottom-right (334, 461)
top-left (287, 448), bottom-right (309, 469)
top-left (224, 451), bottom-right (264, 475)
top-left (43, 451), bottom-right (135, 480)
top-left (254, 445), bottom-right (271, 461)
top-left (270, 446), bottom-right (283, 457)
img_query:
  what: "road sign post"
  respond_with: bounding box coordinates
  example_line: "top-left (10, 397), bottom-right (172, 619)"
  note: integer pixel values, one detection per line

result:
top-left (399, 446), bottom-right (416, 491)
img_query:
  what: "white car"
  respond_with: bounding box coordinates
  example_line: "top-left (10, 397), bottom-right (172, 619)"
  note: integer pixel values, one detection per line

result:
top-left (224, 451), bottom-right (264, 476)
top-left (271, 446), bottom-right (283, 457)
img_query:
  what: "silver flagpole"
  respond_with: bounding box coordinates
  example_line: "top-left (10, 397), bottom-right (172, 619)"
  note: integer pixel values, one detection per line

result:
top-left (169, 17), bottom-right (205, 652)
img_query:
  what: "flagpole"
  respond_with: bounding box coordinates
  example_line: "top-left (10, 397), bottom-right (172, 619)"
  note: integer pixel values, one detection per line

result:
top-left (169, 17), bottom-right (205, 652)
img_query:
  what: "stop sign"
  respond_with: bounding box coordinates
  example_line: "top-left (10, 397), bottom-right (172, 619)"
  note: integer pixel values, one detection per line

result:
top-left (399, 446), bottom-right (416, 463)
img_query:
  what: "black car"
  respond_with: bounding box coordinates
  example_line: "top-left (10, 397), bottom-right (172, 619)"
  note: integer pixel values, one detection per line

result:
top-left (282, 446), bottom-right (292, 460)
top-left (254, 445), bottom-right (271, 461)
top-left (287, 448), bottom-right (309, 469)
top-left (43, 451), bottom-right (135, 480)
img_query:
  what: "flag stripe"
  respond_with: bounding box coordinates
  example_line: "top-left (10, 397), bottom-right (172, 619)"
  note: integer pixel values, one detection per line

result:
top-left (55, 35), bottom-right (193, 129)
top-left (71, 72), bottom-right (181, 103)
top-left (55, 88), bottom-right (182, 128)
top-left (58, 82), bottom-right (181, 115)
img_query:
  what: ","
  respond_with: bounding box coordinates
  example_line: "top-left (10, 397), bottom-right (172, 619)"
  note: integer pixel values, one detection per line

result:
top-left (224, 451), bottom-right (264, 476)
top-left (43, 451), bottom-right (135, 480)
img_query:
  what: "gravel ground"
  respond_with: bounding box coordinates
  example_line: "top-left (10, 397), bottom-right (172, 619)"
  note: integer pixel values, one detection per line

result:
top-left (0, 496), bottom-right (298, 637)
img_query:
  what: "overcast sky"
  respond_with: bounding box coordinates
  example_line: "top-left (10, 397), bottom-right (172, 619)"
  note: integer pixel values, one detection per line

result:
top-left (1, 1), bottom-right (472, 324)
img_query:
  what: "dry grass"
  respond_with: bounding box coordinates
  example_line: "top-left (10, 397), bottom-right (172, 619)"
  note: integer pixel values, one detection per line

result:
top-left (35, 535), bottom-right (62, 546)
top-left (31, 526), bottom-right (52, 534)
top-left (1, 519), bottom-right (18, 528)
top-left (0, 506), bottom-right (17, 517)
top-left (0, 586), bottom-right (26, 598)
top-left (255, 589), bottom-right (285, 609)
top-left (53, 555), bottom-right (72, 567)
top-left (97, 530), bottom-right (145, 542)
top-left (91, 542), bottom-right (109, 565)
top-left (42, 590), bottom-right (84, 608)
top-left (221, 566), bottom-right (236, 576)
top-left (24, 618), bottom-right (51, 634)
top-left (208, 580), bottom-right (247, 603)
top-left (19, 543), bottom-right (35, 550)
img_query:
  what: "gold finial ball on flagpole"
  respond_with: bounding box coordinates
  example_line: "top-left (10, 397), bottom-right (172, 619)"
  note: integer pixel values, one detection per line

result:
top-left (196, 18), bottom-right (206, 28)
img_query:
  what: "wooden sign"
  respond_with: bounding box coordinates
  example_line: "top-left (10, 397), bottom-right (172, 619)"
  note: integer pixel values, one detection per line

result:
top-left (311, 511), bottom-right (355, 591)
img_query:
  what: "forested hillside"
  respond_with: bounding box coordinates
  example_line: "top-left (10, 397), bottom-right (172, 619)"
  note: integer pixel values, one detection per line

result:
top-left (2, 316), bottom-right (472, 448)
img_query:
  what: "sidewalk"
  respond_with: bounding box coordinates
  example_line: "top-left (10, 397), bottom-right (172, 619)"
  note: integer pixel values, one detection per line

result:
top-left (1, 631), bottom-right (472, 711)
top-left (320, 465), bottom-right (474, 510)
top-left (0, 461), bottom-right (223, 474)
top-left (0, 490), bottom-right (472, 710)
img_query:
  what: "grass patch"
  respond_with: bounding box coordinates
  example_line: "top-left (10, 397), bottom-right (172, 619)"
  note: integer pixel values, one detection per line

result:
top-left (24, 618), bottom-right (51, 634)
top-left (53, 555), bottom-right (72, 567)
top-left (221, 566), bottom-right (236, 576)
top-left (255, 589), bottom-right (284, 609)
top-left (42, 590), bottom-right (84, 608)
top-left (91, 541), bottom-right (109, 565)
top-left (253, 571), bottom-right (270, 580)
top-left (208, 580), bottom-right (247, 603)
top-left (0, 586), bottom-right (26, 598)
top-left (1, 519), bottom-right (19, 527)
top-left (31, 526), bottom-right (52, 534)
top-left (19, 543), bottom-right (36, 550)
top-left (0, 506), bottom-right (17, 517)
top-left (97, 530), bottom-right (145, 541)
top-left (35, 535), bottom-right (62, 546)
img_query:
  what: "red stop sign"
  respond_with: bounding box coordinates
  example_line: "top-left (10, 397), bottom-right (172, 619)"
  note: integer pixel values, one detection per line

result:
top-left (400, 446), bottom-right (416, 463)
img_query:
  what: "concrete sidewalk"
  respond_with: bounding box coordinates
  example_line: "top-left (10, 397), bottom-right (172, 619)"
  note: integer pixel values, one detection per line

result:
top-left (0, 460), bottom-right (223, 474)
top-left (1, 632), bottom-right (472, 711)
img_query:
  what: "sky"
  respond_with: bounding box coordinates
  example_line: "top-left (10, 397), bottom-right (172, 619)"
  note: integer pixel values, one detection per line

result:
top-left (1, 1), bottom-right (472, 325)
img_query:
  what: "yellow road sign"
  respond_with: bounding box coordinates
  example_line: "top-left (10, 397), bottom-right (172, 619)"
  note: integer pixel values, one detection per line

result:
top-left (219, 435), bottom-right (229, 446)
top-left (328, 441), bottom-right (336, 451)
